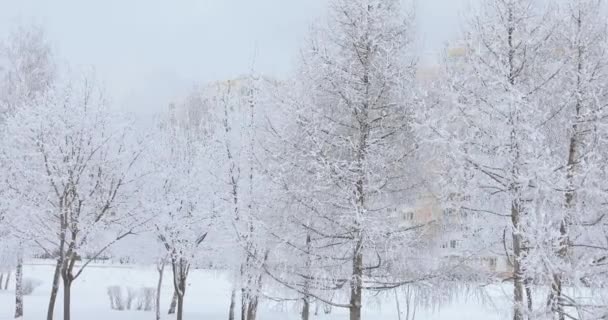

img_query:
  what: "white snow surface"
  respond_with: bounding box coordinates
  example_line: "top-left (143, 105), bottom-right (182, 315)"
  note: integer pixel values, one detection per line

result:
top-left (0, 260), bottom-right (507, 320)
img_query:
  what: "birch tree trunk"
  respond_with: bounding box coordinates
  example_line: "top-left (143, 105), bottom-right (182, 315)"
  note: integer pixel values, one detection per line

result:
top-left (511, 201), bottom-right (525, 320)
top-left (301, 233), bottom-right (312, 320)
top-left (14, 255), bottom-right (23, 319)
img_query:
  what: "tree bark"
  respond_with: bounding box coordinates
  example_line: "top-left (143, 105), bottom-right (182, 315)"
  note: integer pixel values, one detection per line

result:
top-left (240, 287), bottom-right (247, 320)
top-left (228, 287), bottom-right (236, 320)
top-left (524, 283), bottom-right (533, 318)
top-left (246, 295), bottom-right (259, 320)
top-left (176, 293), bottom-right (184, 320)
top-left (168, 291), bottom-right (177, 314)
top-left (63, 279), bottom-right (71, 320)
top-left (14, 256), bottom-right (23, 319)
top-left (47, 260), bottom-right (62, 320)
top-left (170, 258), bottom-right (188, 320)
top-left (301, 296), bottom-right (310, 320)
top-left (511, 201), bottom-right (525, 320)
top-left (155, 261), bottom-right (165, 320)
top-left (302, 233), bottom-right (312, 320)
top-left (550, 16), bottom-right (584, 318)
top-left (349, 245), bottom-right (363, 320)
top-left (5, 271), bottom-right (11, 290)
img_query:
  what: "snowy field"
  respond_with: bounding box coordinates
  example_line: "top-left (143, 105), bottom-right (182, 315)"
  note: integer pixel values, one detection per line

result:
top-left (0, 261), bottom-right (509, 320)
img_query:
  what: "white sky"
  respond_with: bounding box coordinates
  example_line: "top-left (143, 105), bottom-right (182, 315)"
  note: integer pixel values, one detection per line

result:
top-left (0, 0), bottom-right (468, 115)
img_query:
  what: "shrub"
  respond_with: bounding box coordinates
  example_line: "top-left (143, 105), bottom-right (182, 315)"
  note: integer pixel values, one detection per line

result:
top-left (107, 286), bottom-right (124, 310)
top-left (22, 278), bottom-right (42, 295)
top-left (107, 286), bottom-right (156, 311)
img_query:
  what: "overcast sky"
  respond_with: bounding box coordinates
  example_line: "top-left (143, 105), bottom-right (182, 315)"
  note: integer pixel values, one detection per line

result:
top-left (0, 0), bottom-right (468, 114)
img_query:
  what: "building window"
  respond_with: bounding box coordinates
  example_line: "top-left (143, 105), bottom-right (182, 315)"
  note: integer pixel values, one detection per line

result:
top-left (488, 257), bottom-right (497, 269)
top-left (450, 240), bottom-right (458, 249)
top-left (444, 208), bottom-right (456, 216)
top-left (404, 211), bottom-right (414, 220)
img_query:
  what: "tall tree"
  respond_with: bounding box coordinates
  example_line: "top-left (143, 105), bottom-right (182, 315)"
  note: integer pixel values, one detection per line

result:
top-left (142, 116), bottom-right (217, 320)
top-left (211, 77), bottom-right (268, 320)
top-left (262, 1), bottom-right (438, 320)
top-left (0, 24), bottom-right (55, 320)
top-left (541, 1), bottom-right (608, 318)
top-left (427, 1), bottom-right (564, 319)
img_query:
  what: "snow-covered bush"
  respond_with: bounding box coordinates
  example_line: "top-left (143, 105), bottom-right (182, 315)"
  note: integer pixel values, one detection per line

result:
top-left (107, 286), bottom-right (124, 310)
top-left (135, 287), bottom-right (155, 311)
top-left (107, 286), bottom-right (155, 311)
top-left (22, 278), bottom-right (41, 295)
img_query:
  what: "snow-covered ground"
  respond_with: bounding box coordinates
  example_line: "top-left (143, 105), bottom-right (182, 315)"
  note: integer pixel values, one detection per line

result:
top-left (0, 261), bottom-right (508, 320)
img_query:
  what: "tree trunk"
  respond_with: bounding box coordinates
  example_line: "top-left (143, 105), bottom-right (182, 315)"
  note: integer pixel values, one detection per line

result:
top-left (301, 296), bottom-right (310, 320)
top-left (228, 287), bottom-right (236, 320)
top-left (5, 271), bottom-right (11, 290)
top-left (168, 290), bottom-right (177, 314)
top-left (246, 296), bottom-right (259, 320)
top-left (512, 201), bottom-right (524, 320)
top-left (524, 283), bottom-right (533, 318)
top-left (155, 262), bottom-right (165, 320)
top-left (47, 260), bottom-right (62, 320)
top-left (170, 257), bottom-right (188, 320)
top-left (349, 246), bottom-right (363, 320)
top-left (244, 251), bottom-right (267, 320)
top-left (240, 287), bottom-right (247, 320)
top-left (63, 279), bottom-right (72, 320)
top-left (549, 10), bottom-right (585, 318)
top-left (0, 273), bottom-right (4, 290)
top-left (14, 256), bottom-right (23, 319)
top-left (302, 233), bottom-right (312, 320)
top-left (394, 289), bottom-right (402, 320)
top-left (176, 293), bottom-right (184, 320)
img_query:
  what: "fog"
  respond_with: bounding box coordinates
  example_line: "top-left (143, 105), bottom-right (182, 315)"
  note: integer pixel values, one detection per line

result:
top-left (0, 0), bottom-right (468, 114)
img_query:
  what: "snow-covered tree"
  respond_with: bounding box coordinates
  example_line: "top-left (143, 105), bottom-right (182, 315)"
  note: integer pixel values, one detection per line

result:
top-left (141, 116), bottom-right (218, 320)
top-left (0, 23), bottom-right (55, 320)
top-left (424, 1), bottom-right (568, 319)
top-left (206, 77), bottom-right (269, 320)
top-left (260, 1), bottom-right (442, 319)
top-left (2, 75), bottom-right (144, 320)
top-left (0, 24), bottom-right (55, 121)
top-left (537, 1), bottom-right (608, 318)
